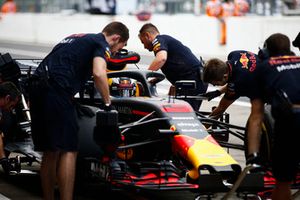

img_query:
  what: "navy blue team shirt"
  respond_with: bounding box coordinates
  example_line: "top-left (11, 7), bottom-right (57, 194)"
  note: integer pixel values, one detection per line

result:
top-left (36, 33), bottom-right (111, 96)
top-left (255, 55), bottom-right (300, 104)
top-left (151, 35), bottom-right (202, 85)
top-left (224, 50), bottom-right (261, 100)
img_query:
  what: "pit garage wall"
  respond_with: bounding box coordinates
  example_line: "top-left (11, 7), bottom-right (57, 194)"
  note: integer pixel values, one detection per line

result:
top-left (0, 13), bottom-right (299, 58)
top-left (226, 16), bottom-right (300, 55)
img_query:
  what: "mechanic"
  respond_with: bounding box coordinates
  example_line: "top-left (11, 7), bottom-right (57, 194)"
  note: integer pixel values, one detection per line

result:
top-left (0, 81), bottom-right (21, 174)
top-left (29, 21), bottom-right (129, 200)
top-left (0, 0), bottom-right (17, 14)
top-left (220, 0), bottom-right (235, 45)
top-left (249, 33), bottom-right (300, 200)
top-left (203, 33), bottom-right (300, 200)
top-left (202, 50), bottom-right (260, 119)
top-left (202, 50), bottom-right (262, 174)
top-left (233, 0), bottom-right (249, 16)
top-left (138, 23), bottom-right (208, 111)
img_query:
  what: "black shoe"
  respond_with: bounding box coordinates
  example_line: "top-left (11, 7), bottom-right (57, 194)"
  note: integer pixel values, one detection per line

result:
top-left (0, 158), bottom-right (13, 175)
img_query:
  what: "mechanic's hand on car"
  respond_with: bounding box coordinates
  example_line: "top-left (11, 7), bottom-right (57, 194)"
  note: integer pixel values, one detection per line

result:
top-left (202, 90), bottom-right (222, 101)
top-left (148, 78), bottom-right (158, 85)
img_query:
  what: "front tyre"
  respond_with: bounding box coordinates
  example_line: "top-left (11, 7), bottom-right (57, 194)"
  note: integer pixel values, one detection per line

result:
top-left (244, 104), bottom-right (274, 167)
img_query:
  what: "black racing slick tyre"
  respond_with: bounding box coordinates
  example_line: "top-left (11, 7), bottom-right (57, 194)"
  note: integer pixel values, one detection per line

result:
top-left (244, 104), bottom-right (274, 167)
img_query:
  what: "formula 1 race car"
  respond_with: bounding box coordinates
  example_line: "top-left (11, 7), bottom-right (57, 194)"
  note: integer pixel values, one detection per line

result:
top-left (73, 68), bottom-right (269, 199)
top-left (0, 51), bottom-right (299, 199)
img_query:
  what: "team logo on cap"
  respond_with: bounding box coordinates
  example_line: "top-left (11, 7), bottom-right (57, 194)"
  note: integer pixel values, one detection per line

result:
top-left (239, 53), bottom-right (249, 69)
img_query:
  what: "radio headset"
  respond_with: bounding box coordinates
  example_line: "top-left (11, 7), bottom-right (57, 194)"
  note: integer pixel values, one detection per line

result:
top-left (258, 42), bottom-right (270, 60)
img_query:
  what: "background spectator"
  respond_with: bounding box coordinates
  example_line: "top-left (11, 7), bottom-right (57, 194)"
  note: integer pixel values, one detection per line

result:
top-left (205, 0), bottom-right (223, 17)
top-left (220, 0), bottom-right (235, 45)
top-left (234, 0), bottom-right (250, 16)
top-left (0, 0), bottom-right (17, 14)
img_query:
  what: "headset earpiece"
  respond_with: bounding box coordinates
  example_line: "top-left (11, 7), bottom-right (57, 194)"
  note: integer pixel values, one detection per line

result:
top-left (258, 47), bottom-right (269, 60)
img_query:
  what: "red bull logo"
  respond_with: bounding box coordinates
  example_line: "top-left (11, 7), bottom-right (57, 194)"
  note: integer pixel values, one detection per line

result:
top-left (239, 53), bottom-right (249, 69)
top-left (248, 52), bottom-right (257, 72)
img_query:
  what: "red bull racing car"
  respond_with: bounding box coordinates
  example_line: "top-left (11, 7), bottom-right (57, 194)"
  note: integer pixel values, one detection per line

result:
top-left (0, 51), bottom-right (299, 199)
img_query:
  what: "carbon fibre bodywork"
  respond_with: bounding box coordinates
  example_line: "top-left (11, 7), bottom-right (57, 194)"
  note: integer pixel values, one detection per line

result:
top-left (3, 55), bottom-right (299, 199)
top-left (75, 69), bottom-right (265, 196)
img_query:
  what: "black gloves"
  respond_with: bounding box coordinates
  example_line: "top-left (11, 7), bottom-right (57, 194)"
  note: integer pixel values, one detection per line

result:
top-left (202, 90), bottom-right (222, 101)
top-left (103, 104), bottom-right (113, 111)
top-left (102, 104), bottom-right (117, 112)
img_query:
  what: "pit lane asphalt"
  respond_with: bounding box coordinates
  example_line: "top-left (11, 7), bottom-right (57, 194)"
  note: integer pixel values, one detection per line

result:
top-left (0, 41), bottom-right (250, 199)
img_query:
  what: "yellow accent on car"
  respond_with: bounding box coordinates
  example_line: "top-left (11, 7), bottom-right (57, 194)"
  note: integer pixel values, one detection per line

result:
top-left (187, 136), bottom-right (238, 179)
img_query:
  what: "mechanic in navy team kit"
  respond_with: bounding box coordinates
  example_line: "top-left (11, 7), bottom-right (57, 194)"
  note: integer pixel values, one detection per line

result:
top-left (248, 33), bottom-right (300, 200)
top-left (29, 21), bottom-right (129, 200)
top-left (138, 23), bottom-right (208, 111)
top-left (202, 50), bottom-right (263, 167)
top-left (0, 82), bottom-right (21, 174)
top-left (203, 33), bottom-right (300, 200)
top-left (202, 50), bottom-right (260, 119)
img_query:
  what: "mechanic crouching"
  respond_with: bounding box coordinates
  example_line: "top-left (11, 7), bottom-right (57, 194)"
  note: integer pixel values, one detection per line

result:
top-left (0, 82), bottom-right (21, 174)
top-left (29, 21), bottom-right (129, 200)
